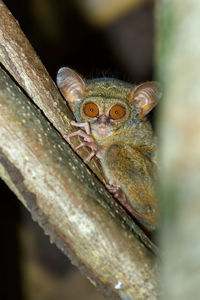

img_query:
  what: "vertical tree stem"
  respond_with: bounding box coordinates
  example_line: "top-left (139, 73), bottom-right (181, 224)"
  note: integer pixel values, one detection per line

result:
top-left (156, 1), bottom-right (200, 299)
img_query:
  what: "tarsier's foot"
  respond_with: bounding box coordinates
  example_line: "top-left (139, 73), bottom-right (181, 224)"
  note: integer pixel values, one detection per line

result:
top-left (105, 183), bottom-right (126, 201)
top-left (66, 121), bottom-right (100, 163)
top-left (105, 182), bottom-right (134, 213)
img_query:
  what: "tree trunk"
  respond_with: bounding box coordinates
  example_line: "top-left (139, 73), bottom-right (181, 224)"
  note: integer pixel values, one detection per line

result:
top-left (0, 1), bottom-right (158, 299)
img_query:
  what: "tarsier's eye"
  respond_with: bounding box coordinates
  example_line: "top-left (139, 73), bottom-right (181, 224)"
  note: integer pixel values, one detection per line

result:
top-left (83, 102), bottom-right (99, 118)
top-left (109, 104), bottom-right (126, 120)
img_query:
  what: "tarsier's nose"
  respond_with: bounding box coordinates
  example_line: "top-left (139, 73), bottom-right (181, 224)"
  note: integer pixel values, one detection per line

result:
top-left (98, 115), bottom-right (109, 124)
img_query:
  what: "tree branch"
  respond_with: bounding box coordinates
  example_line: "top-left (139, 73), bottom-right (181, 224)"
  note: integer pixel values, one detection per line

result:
top-left (0, 0), bottom-right (106, 183)
top-left (0, 1), bottom-right (158, 299)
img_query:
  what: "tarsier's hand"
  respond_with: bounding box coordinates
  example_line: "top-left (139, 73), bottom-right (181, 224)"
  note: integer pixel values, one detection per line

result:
top-left (66, 121), bottom-right (101, 163)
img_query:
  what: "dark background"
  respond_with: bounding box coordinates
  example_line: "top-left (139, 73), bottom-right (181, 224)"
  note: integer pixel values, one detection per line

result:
top-left (0, 0), bottom-right (155, 299)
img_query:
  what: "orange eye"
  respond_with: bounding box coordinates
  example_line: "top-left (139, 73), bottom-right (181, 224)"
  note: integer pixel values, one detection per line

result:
top-left (83, 102), bottom-right (99, 118)
top-left (109, 105), bottom-right (126, 120)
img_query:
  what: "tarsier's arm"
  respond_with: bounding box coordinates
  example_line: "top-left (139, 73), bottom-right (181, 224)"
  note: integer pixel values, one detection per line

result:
top-left (56, 67), bottom-right (161, 233)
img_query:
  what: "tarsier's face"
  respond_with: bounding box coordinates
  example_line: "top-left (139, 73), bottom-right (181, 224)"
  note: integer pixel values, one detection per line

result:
top-left (78, 97), bottom-right (131, 139)
top-left (56, 67), bottom-right (161, 140)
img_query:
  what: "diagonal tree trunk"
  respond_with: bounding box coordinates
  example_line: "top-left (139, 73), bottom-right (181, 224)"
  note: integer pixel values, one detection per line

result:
top-left (0, 1), bottom-right (158, 299)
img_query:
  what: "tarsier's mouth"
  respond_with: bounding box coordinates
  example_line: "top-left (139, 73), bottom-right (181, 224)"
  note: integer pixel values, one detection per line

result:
top-left (98, 125), bottom-right (110, 135)
top-left (92, 124), bottom-right (112, 137)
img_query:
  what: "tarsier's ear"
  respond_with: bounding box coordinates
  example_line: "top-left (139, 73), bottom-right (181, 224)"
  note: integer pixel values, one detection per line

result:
top-left (127, 82), bottom-right (162, 119)
top-left (56, 67), bottom-right (86, 111)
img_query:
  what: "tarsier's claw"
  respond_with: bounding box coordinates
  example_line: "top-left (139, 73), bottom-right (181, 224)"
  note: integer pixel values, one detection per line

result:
top-left (105, 184), bottom-right (120, 194)
top-left (74, 142), bottom-right (86, 151)
top-left (71, 120), bottom-right (77, 126)
top-left (106, 182), bottom-right (135, 215)
top-left (84, 152), bottom-right (96, 163)
top-left (106, 183), bottom-right (127, 203)
top-left (67, 121), bottom-right (100, 163)
top-left (70, 121), bottom-right (91, 135)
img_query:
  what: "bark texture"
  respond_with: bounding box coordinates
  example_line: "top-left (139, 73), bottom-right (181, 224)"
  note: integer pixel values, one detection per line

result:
top-left (0, 1), bottom-right (158, 299)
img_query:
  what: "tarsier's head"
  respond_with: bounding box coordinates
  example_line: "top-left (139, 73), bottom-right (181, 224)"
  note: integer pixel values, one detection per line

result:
top-left (57, 67), bottom-right (161, 140)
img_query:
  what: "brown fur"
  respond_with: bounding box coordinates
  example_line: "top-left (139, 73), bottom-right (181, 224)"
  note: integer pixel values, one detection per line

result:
top-left (57, 67), bottom-right (161, 232)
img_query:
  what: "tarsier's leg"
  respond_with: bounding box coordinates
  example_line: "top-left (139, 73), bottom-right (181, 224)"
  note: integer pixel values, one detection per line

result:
top-left (66, 121), bottom-right (101, 163)
top-left (104, 143), bottom-right (158, 231)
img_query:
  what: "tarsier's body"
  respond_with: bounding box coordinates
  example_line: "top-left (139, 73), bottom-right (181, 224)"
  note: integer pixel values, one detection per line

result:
top-left (57, 68), bottom-right (161, 232)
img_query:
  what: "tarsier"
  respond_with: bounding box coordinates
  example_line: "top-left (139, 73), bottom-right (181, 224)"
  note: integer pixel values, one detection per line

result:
top-left (57, 67), bottom-right (161, 232)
